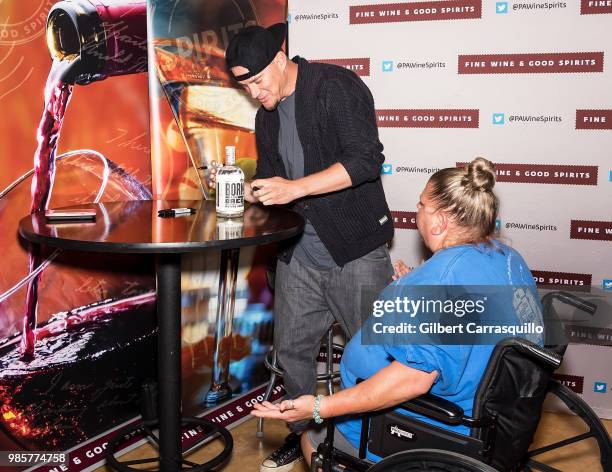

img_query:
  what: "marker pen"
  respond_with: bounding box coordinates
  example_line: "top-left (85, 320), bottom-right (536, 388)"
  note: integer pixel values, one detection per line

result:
top-left (157, 208), bottom-right (196, 218)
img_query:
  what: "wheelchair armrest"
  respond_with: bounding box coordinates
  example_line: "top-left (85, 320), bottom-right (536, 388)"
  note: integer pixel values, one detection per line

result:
top-left (504, 338), bottom-right (562, 370)
top-left (396, 393), bottom-right (465, 426)
top-left (542, 290), bottom-right (596, 315)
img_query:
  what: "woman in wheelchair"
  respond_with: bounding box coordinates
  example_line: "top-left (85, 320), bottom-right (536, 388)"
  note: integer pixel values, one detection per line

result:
top-left (252, 158), bottom-right (609, 471)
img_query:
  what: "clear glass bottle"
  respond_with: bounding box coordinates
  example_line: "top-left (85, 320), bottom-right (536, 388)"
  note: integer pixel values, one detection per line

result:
top-left (216, 146), bottom-right (244, 218)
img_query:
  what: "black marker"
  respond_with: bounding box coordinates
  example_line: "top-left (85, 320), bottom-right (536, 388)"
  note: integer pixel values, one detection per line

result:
top-left (158, 207), bottom-right (196, 218)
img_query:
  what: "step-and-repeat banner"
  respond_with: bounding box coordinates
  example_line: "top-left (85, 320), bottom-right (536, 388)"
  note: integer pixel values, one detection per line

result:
top-left (288, 0), bottom-right (612, 417)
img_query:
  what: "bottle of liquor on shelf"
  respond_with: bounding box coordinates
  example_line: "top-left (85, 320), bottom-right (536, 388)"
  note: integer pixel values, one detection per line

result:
top-left (216, 146), bottom-right (244, 218)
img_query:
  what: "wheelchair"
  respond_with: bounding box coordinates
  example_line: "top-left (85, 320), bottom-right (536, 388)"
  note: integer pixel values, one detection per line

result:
top-left (311, 291), bottom-right (612, 472)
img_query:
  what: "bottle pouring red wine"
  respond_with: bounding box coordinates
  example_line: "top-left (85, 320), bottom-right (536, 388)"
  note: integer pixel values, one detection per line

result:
top-left (21, 0), bottom-right (148, 358)
top-left (0, 3), bottom-right (155, 450)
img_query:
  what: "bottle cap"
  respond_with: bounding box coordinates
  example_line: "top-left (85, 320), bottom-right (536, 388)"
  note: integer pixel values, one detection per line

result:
top-left (225, 145), bottom-right (236, 165)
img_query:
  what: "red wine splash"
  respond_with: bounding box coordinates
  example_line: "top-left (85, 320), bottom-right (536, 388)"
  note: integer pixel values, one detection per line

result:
top-left (30, 62), bottom-right (74, 214)
top-left (20, 0), bottom-right (150, 358)
top-left (21, 61), bottom-right (74, 358)
top-left (2, 293), bottom-right (157, 449)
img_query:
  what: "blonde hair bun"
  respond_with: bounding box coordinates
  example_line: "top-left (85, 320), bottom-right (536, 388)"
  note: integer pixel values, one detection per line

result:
top-left (463, 157), bottom-right (496, 193)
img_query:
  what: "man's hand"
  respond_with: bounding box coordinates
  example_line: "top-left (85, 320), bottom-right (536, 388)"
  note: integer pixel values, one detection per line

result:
top-left (207, 160), bottom-right (258, 203)
top-left (209, 162), bottom-right (350, 205)
top-left (206, 160), bottom-right (220, 187)
top-left (252, 177), bottom-right (306, 205)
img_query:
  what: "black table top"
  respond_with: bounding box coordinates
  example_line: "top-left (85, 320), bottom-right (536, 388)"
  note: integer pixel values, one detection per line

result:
top-left (19, 200), bottom-right (304, 254)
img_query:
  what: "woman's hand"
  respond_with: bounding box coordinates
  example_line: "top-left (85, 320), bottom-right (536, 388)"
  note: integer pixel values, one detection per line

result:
top-left (251, 395), bottom-right (316, 423)
top-left (392, 260), bottom-right (411, 280)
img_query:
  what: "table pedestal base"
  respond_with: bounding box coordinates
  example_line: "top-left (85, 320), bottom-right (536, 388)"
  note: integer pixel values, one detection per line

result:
top-left (105, 417), bottom-right (232, 472)
top-left (106, 253), bottom-right (235, 471)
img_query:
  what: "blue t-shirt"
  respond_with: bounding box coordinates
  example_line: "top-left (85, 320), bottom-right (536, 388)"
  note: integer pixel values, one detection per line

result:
top-left (335, 241), bottom-right (543, 462)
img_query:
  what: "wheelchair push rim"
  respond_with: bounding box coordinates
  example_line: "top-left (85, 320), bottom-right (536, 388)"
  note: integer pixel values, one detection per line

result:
top-left (366, 449), bottom-right (498, 472)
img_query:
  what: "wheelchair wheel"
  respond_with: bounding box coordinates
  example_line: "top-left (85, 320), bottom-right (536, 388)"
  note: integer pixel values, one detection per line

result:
top-left (366, 449), bottom-right (497, 472)
top-left (526, 380), bottom-right (612, 471)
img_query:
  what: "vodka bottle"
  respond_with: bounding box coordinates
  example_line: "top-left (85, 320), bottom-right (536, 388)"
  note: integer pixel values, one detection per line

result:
top-left (216, 146), bottom-right (244, 218)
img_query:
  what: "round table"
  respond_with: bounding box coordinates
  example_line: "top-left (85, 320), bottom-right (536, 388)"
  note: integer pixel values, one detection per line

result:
top-left (19, 199), bottom-right (304, 472)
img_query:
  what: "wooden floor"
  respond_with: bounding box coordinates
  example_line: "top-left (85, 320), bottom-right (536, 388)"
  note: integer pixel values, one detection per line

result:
top-left (95, 411), bottom-right (612, 472)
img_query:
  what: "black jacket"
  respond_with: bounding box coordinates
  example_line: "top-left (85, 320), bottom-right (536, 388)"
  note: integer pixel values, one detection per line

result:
top-left (254, 57), bottom-right (394, 266)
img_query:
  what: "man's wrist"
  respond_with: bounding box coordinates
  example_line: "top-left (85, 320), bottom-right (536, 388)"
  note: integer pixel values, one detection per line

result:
top-left (293, 178), bottom-right (309, 199)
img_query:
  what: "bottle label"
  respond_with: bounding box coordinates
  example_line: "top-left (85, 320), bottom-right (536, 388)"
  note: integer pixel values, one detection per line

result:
top-left (217, 219), bottom-right (244, 240)
top-left (216, 173), bottom-right (244, 215)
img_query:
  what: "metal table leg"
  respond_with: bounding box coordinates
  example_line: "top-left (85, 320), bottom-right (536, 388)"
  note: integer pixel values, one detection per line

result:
top-left (206, 248), bottom-right (240, 405)
top-left (106, 250), bottom-right (236, 471)
top-left (156, 253), bottom-right (182, 471)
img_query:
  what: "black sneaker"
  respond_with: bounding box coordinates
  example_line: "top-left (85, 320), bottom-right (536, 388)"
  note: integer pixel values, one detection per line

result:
top-left (260, 433), bottom-right (304, 472)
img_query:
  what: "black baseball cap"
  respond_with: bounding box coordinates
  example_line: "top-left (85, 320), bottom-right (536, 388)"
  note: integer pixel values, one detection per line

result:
top-left (225, 23), bottom-right (287, 81)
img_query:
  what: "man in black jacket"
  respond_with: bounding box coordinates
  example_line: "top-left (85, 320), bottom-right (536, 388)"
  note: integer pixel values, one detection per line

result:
top-left (224, 23), bottom-right (394, 471)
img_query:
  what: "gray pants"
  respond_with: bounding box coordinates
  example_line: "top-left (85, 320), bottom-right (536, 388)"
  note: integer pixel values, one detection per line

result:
top-left (273, 245), bottom-right (394, 433)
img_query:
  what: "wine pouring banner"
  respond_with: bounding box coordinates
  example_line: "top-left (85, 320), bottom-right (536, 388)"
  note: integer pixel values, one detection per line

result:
top-left (0, 0), bottom-right (285, 467)
top-left (288, 0), bottom-right (612, 418)
top-left (0, 0), bottom-right (156, 459)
